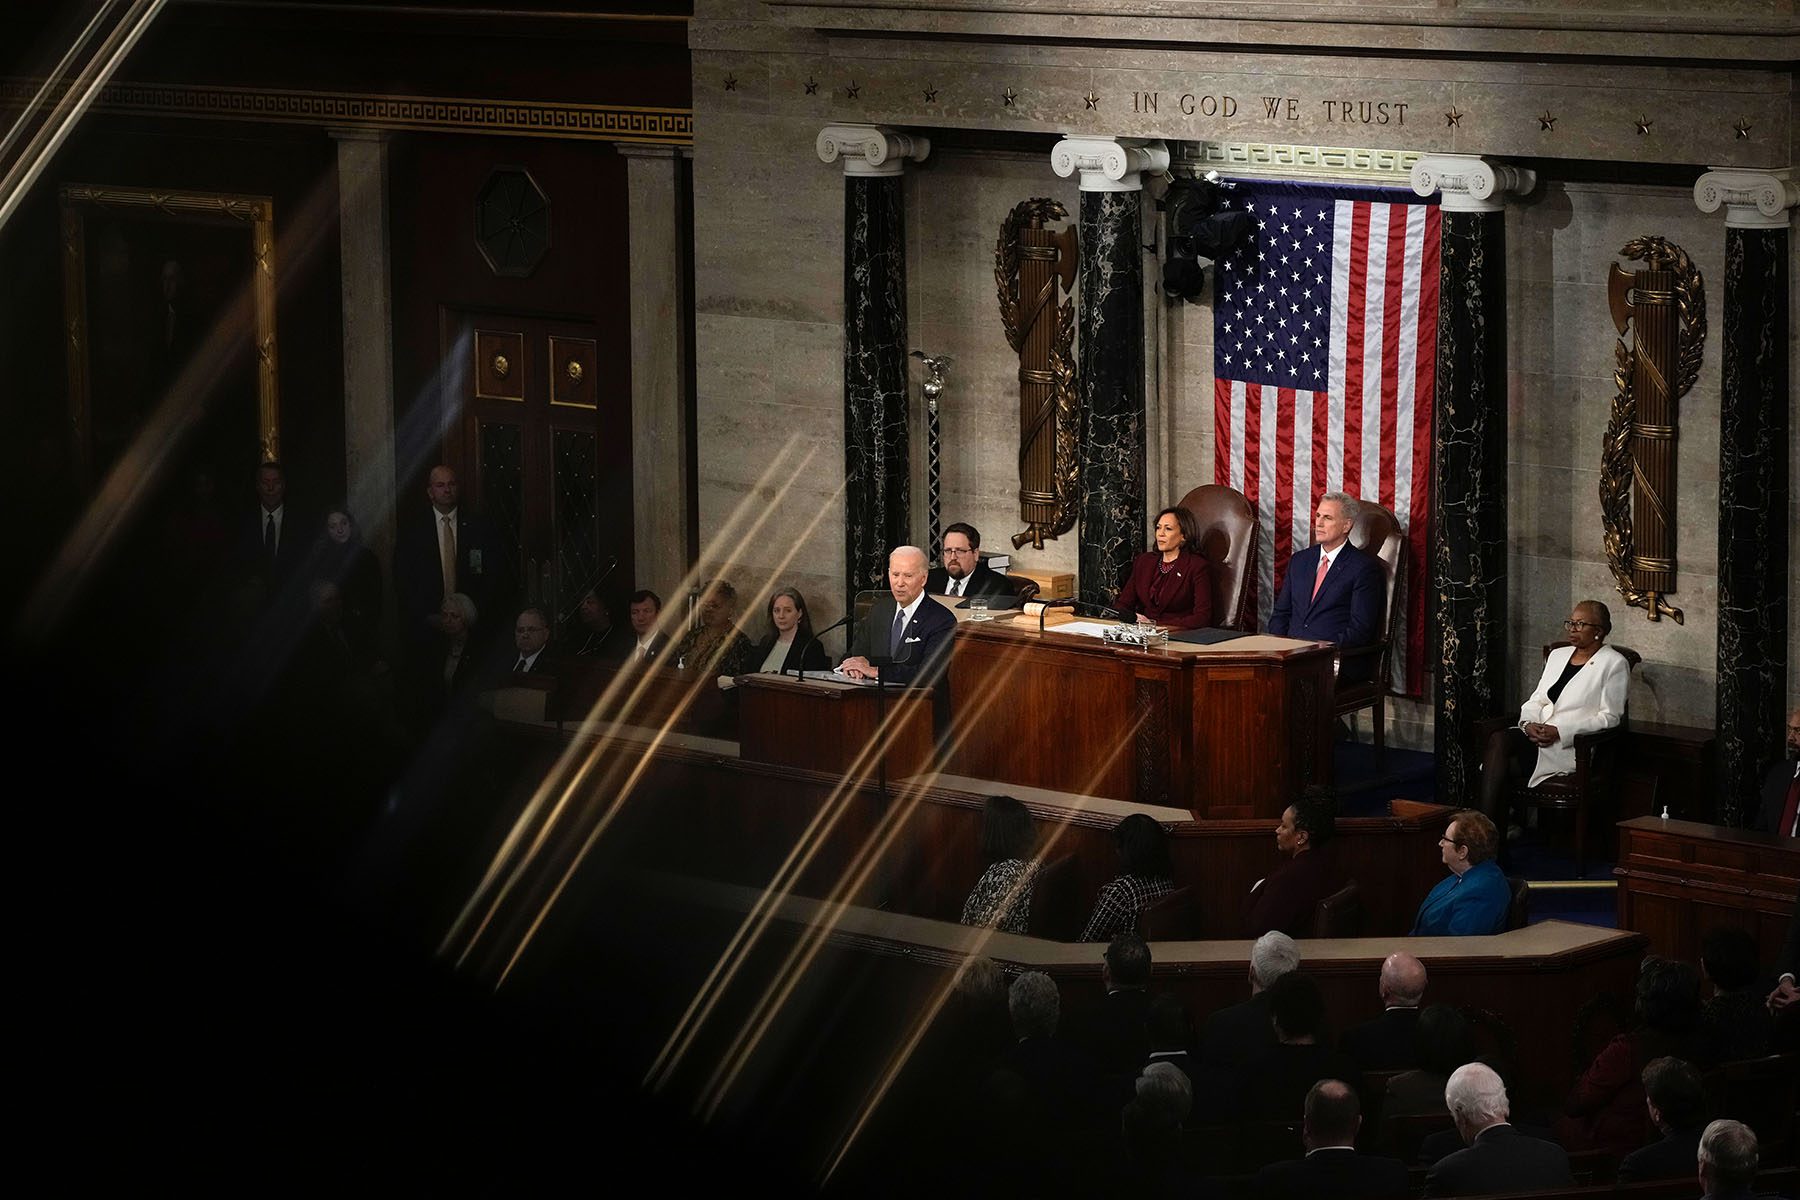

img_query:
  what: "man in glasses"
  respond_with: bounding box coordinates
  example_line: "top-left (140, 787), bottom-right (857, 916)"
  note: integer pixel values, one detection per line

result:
top-left (1411, 810), bottom-right (1511, 936)
top-left (926, 522), bottom-right (1013, 600)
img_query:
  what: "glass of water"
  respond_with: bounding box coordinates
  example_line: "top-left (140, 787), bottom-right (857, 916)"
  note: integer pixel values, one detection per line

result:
top-left (968, 595), bottom-right (991, 622)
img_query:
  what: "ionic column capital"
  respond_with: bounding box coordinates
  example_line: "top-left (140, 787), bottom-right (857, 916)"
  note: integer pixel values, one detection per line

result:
top-left (1051, 136), bottom-right (1169, 193)
top-left (1409, 154), bottom-right (1535, 214)
top-left (816, 124), bottom-right (930, 177)
top-left (1694, 169), bottom-right (1798, 229)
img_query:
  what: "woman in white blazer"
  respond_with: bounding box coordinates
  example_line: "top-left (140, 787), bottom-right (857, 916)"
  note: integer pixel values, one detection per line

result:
top-left (1477, 599), bottom-right (1632, 828)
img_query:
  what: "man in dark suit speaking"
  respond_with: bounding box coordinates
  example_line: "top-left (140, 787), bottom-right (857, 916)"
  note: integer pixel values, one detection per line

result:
top-left (840, 545), bottom-right (956, 687)
top-left (926, 522), bottom-right (1013, 600)
top-left (1268, 493), bottom-right (1385, 676)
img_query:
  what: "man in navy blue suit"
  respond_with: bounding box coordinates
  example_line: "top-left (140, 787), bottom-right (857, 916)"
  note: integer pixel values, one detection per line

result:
top-left (841, 545), bottom-right (957, 687)
top-left (1268, 492), bottom-right (1386, 681)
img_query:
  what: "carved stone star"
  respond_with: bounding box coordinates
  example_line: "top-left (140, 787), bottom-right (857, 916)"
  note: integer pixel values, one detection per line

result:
top-left (922, 85), bottom-right (937, 103)
top-left (1002, 87), bottom-right (1018, 107)
top-left (1084, 91), bottom-right (1099, 110)
top-left (1444, 106), bottom-right (1462, 128)
top-left (723, 75), bottom-right (738, 92)
top-left (845, 81), bottom-right (860, 100)
top-left (1733, 117), bottom-right (1752, 139)
top-left (804, 77), bottom-right (819, 96)
top-left (1537, 111), bottom-right (1556, 132)
top-left (1634, 115), bottom-right (1653, 135)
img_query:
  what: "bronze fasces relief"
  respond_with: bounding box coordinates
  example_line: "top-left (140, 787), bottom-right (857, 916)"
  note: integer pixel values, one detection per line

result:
top-left (994, 198), bottom-right (1079, 551)
top-left (1601, 237), bottom-right (1705, 624)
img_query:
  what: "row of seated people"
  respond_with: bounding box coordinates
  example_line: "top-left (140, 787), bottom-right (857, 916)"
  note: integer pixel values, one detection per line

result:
top-left (908, 928), bottom-right (1797, 1198)
top-left (959, 796), bottom-right (1520, 943)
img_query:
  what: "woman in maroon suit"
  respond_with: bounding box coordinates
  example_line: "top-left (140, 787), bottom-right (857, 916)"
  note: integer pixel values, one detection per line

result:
top-left (1114, 506), bottom-right (1213, 630)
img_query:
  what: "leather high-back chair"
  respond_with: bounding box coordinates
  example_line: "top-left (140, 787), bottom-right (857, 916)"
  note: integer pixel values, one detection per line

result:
top-left (1333, 497), bottom-right (1406, 754)
top-left (1174, 483), bottom-right (1258, 630)
top-left (1001, 574), bottom-right (1041, 604)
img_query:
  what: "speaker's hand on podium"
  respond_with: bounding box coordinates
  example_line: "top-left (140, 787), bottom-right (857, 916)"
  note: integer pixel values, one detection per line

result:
top-left (840, 655), bottom-right (877, 681)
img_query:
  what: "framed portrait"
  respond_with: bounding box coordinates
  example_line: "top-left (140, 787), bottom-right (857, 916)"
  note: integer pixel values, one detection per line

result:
top-left (59, 183), bottom-right (280, 489)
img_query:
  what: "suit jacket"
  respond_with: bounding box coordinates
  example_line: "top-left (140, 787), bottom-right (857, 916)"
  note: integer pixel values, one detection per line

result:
top-left (1617, 1125), bottom-right (1705, 1183)
top-left (1268, 541), bottom-right (1384, 649)
top-left (1751, 758), bottom-right (1799, 836)
top-left (749, 632), bottom-right (831, 674)
top-left (393, 505), bottom-right (512, 644)
top-left (1115, 547), bottom-right (1213, 630)
top-left (1199, 992), bottom-right (1276, 1071)
top-left (926, 562), bottom-right (1014, 599)
top-left (1253, 1147), bottom-right (1410, 1200)
top-left (605, 631), bottom-right (670, 665)
top-left (235, 505), bottom-right (311, 588)
top-left (1066, 988), bottom-right (1151, 1082)
top-left (1517, 643), bottom-right (1633, 786)
top-left (845, 594), bottom-right (957, 688)
top-left (1244, 846), bottom-right (1348, 938)
top-left (1424, 1124), bottom-right (1573, 1197)
top-left (1339, 1007), bottom-right (1422, 1074)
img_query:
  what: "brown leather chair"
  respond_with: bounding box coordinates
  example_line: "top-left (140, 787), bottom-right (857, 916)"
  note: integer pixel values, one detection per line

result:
top-left (1136, 885), bottom-right (1199, 940)
top-left (1332, 497), bottom-right (1406, 756)
top-left (1505, 874), bottom-right (1531, 931)
top-left (1174, 483), bottom-right (1258, 630)
top-left (1475, 640), bottom-right (1642, 876)
top-left (1312, 880), bottom-right (1364, 937)
top-left (1001, 574), bottom-right (1040, 604)
top-left (1025, 852), bottom-right (1078, 940)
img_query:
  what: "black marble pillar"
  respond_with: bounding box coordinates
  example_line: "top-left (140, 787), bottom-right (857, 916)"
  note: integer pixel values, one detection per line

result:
top-left (843, 176), bottom-right (910, 609)
top-left (1432, 210), bottom-right (1510, 807)
top-left (1716, 225), bottom-right (1790, 827)
top-left (1076, 190), bottom-right (1146, 607)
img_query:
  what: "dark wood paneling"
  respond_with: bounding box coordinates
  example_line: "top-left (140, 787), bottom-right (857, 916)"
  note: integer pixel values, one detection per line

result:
top-left (737, 674), bottom-right (933, 780)
top-left (1615, 816), bottom-right (1800, 963)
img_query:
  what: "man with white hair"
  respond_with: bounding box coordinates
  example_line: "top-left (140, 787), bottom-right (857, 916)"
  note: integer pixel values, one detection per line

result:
top-left (840, 545), bottom-right (957, 687)
top-left (1697, 1119), bottom-right (1760, 1200)
top-left (1199, 931), bottom-right (1301, 1071)
top-left (1425, 1063), bottom-right (1573, 1196)
top-left (1341, 951), bottom-right (1429, 1072)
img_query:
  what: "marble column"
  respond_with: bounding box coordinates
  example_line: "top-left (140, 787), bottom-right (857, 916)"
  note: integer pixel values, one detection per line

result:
top-left (819, 125), bottom-right (929, 607)
top-left (331, 128), bottom-right (399, 644)
top-left (619, 144), bottom-right (695, 593)
top-left (1695, 169), bottom-right (1797, 826)
top-left (1410, 155), bottom-right (1535, 806)
top-left (1052, 136), bottom-right (1169, 606)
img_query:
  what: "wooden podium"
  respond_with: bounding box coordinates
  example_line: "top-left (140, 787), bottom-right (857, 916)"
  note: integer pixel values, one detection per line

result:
top-left (736, 672), bottom-right (934, 778)
top-left (1615, 816), bottom-right (1799, 962)
top-left (944, 618), bottom-right (1336, 819)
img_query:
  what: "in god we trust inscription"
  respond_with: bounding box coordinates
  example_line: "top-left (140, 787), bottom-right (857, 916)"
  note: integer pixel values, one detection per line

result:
top-left (1129, 91), bottom-right (1410, 126)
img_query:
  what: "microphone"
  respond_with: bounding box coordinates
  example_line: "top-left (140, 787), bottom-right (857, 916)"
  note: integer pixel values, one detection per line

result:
top-left (790, 614), bottom-right (850, 679)
top-left (1028, 596), bottom-right (1077, 633)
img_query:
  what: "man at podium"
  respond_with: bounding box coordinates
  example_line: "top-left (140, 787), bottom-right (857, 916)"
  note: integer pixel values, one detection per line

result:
top-left (839, 545), bottom-right (956, 687)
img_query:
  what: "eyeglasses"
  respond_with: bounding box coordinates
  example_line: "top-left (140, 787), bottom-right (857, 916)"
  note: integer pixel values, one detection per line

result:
top-left (1562, 619), bottom-right (1602, 631)
top-left (943, 546), bottom-right (978, 555)
top-left (1438, 836), bottom-right (1464, 848)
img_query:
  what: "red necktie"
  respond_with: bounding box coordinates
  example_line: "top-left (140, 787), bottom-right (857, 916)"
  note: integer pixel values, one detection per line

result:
top-left (1780, 775), bottom-right (1799, 838)
top-left (1311, 552), bottom-right (1330, 601)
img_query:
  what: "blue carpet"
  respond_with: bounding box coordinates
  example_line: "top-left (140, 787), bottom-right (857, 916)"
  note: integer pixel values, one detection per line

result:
top-left (1332, 741), bottom-right (1437, 816)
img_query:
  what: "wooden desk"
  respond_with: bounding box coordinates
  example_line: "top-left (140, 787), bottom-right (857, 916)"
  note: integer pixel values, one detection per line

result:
top-left (552, 659), bottom-right (735, 737)
top-left (944, 617), bottom-right (1336, 819)
top-left (1614, 816), bottom-right (1800, 962)
top-left (736, 673), bottom-right (932, 779)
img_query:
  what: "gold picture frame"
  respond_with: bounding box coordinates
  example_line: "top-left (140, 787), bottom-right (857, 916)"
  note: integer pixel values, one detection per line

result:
top-left (59, 183), bottom-right (280, 487)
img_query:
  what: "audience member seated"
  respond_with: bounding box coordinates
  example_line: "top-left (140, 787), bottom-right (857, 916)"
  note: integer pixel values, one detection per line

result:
top-left (1410, 810), bottom-right (1510, 937)
top-left (434, 592), bottom-right (483, 707)
top-left (1068, 932), bottom-right (1154, 1084)
top-left (566, 588), bottom-right (618, 659)
top-left (1748, 706), bottom-right (1798, 837)
top-left (927, 522), bottom-right (1013, 599)
top-left (1380, 1004), bottom-right (1476, 1121)
top-left (1079, 813), bottom-right (1176, 942)
top-left (1695, 925), bottom-right (1775, 1065)
top-left (506, 606), bottom-right (555, 676)
top-left (1554, 956), bottom-right (1702, 1158)
top-left (1242, 972), bottom-right (1364, 1121)
top-left (1113, 506), bottom-right (1213, 630)
top-left (1425, 1063), bottom-right (1573, 1197)
top-left (1617, 1056), bottom-right (1710, 1183)
top-left (1143, 992), bottom-right (1197, 1090)
top-left (997, 971), bottom-right (1094, 1129)
top-left (1201, 932), bottom-right (1301, 1074)
top-left (1340, 951), bottom-right (1427, 1072)
top-left (312, 507), bottom-right (383, 667)
top-left (672, 578), bottom-right (753, 682)
top-left (613, 589), bottom-right (669, 665)
top-left (749, 586), bottom-right (830, 675)
top-left (960, 795), bottom-right (1039, 934)
top-left (1475, 599), bottom-right (1631, 833)
top-left (1252, 1079), bottom-right (1409, 1200)
top-left (1121, 1062), bottom-right (1209, 1199)
top-left (1697, 1119), bottom-right (1763, 1200)
top-left (1245, 794), bottom-right (1349, 938)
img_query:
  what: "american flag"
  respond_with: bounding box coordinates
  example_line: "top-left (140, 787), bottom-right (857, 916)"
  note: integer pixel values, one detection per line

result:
top-left (1211, 179), bottom-right (1439, 695)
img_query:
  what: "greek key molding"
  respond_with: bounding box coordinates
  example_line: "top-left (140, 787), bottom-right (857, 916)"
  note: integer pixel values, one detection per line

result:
top-left (0, 77), bottom-right (693, 146)
top-left (1411, 154), bottom-right (1537, 213)
top-left (1693, 169), bottom-right (1798, 229)
top-left (1176, 141), bottom-right (1419, 182)
top-left (1051, 136), bottom-right (1169, 192)
top-left (816, 123), bottom-right (931, 176)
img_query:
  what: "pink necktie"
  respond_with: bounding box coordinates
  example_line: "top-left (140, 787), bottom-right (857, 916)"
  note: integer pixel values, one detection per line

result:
top-left (1312, 552), bottom-right (1330, 600)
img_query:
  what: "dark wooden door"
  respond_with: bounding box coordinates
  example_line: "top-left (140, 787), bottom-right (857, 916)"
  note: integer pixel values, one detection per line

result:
top-left (446, 309), bottom-right (631, 629)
